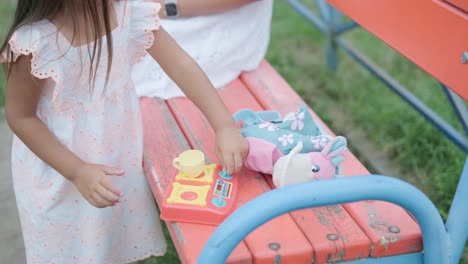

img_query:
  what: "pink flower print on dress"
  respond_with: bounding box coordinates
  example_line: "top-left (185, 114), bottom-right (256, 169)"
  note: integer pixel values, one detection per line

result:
top-left (278, 134), bottom-right (294, 147)
top-left (311, 136), bottom-right (328, 149)
top-left (285, 110), bottom-right (305, 131)
top-left (259, 122), bottom-right (278, 132)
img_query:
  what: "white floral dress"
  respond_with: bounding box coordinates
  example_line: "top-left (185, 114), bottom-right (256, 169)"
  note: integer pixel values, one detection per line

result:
top-left (1, 1), bottom-right (166, 263)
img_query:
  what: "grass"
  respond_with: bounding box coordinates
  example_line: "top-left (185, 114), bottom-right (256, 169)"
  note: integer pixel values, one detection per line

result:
top-left (1, 1), bottom-right (466, 263)
top-left (0, 1), bottom-right (15, 106)
top-left (269, 1), bottom-right (466, 220)
top-left (268, 1), bottom-right (467, 262)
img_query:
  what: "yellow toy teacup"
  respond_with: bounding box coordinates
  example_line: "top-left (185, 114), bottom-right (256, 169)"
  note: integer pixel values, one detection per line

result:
top-left (172, 150), bottom-right (206, 177)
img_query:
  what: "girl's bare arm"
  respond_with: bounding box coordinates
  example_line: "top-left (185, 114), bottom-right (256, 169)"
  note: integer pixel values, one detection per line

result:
top-left (5, 55), bottom-right (122, 207)
top-left (146, 27), bottom-right (248, 173)
top-left (5, 55), bottom-right (85, 180)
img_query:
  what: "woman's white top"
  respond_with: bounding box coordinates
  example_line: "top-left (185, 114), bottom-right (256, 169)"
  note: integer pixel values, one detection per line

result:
top-left (132, 0), bottom-right (273, 99)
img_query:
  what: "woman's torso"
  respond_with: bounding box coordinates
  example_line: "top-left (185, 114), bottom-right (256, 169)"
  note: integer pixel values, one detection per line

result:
top-left (133, 0), bottom-right (274, 98)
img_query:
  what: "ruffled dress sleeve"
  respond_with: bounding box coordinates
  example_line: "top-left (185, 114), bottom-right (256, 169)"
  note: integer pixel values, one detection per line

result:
top-left (127, 0), bottom-right (161, 64)
top-left (0, 23), bottom-right (63, 87)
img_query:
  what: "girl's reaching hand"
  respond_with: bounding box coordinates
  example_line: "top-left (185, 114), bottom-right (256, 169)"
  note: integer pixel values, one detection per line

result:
top-left (215, 126), bottom-right (249, 175)
top-left (71, 163), bottom-right (124, 208)
top-left (146, 27), bottom-right (250, 174)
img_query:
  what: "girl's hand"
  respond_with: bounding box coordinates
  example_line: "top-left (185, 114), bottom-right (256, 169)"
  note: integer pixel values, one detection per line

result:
top-left (146, 28), bottom-right (249, 174)
top-left (215, 126), bottom-right (249, 174)
top-left (71, 163), bottom-right (124, 208)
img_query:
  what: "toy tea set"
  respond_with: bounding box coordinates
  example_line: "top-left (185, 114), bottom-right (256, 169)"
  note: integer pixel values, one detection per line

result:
top-left (160, 106), bottom-right (348, 225)
top-left (160, 149), bottom-right (240, 225)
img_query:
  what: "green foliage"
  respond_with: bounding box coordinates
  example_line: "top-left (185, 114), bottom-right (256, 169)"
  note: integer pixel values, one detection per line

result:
top-left (0, 1), bottom-right (15, 106)
top-left (268, 2), bottom-right (466, 261)
top-left (269, 1), bottom-right (465, 219)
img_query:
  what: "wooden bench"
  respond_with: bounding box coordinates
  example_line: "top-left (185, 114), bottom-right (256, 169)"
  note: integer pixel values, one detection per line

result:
top-left (140, 60), bottom-right (423, 263)
top-left (194, 0), bottom-right (467, 263)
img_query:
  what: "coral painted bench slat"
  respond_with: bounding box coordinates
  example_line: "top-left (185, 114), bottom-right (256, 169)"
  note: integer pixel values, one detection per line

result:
top-left (140, 98), bottom-right (251, 264)
top-left (327, 0), bottom-right (468, 100)
top-left (242, 62), bottom-right (423, 257)
top-left (169, 93), bottom-right (314, 263)
top-left (140, 60), bottom-right (423, 263)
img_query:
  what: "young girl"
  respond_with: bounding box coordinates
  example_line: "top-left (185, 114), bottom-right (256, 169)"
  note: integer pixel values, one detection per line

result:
top-left (0, 0), bottom-right (248, 263)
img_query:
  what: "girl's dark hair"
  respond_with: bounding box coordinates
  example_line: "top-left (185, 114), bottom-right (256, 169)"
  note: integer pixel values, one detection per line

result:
top-left (0, 0), bottom-right (113, 90)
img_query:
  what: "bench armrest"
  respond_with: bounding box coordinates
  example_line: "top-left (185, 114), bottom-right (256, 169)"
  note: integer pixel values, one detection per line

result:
top-left (198, 175), bottom-right (448, 263)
